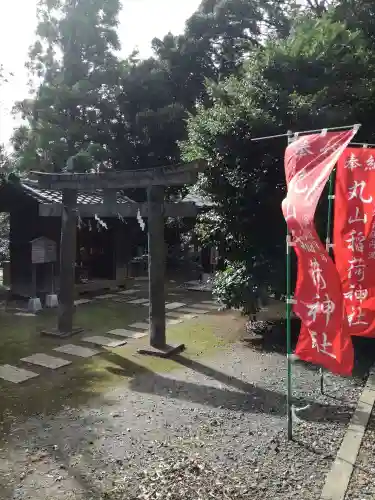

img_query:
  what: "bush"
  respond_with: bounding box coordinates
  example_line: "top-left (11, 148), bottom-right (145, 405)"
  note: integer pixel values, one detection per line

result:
top-left (212, 261), bottom-right (261, 317)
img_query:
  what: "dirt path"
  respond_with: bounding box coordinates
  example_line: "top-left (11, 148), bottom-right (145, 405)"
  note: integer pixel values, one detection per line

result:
top-left (0, 340), bottom-right (365, 500)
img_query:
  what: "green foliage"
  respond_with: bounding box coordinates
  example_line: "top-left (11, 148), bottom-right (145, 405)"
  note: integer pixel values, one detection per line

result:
top-left (9, 0), bottom-right (375, 302)
top-left (260, 15), bottom-right (375, 128)
top-left (12, 0), bottom-right (121, 172)
top-left (182, 10), bottom-right (375, 296)
top-left (213, 262), bottom-right (259, 316)
top-left (0, 213), bottom-right (9, 262)
top-left (12, 0), bottom-right (293, 174)
top-left (333, 0), bottom-right (375, 49)
top-left (0, 146), bottom-right (14, 175)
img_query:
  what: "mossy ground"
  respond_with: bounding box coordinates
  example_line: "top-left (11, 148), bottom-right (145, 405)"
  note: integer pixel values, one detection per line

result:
top-left (0, 298), bottom-right (245, 435)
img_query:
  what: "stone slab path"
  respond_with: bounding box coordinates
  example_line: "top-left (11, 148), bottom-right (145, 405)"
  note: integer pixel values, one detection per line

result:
top-left (106, 329), bottom-right (147, 339)
top-left (128, 298), bottom-right (149, 305)
top-left (165, 302), bottom-right (186, 310)
top-left (95, 294), bottom-right (118, 300)
top-left (0, 286), bottom-right (216, 384)
top-left (118, 289), bottom-right (138, 295)
top-left (54, 344), bottom-right (100, 358)
top-left (21, 353), bottom-right (72, 369)
top-left (0, 365), bottom-right (39, 383)
top-left (81, 336), bottom-right (127, 348)
top-left (128, 322), bottom-right (150, 330)
top-left (74, 299), bottom-right (92, 306)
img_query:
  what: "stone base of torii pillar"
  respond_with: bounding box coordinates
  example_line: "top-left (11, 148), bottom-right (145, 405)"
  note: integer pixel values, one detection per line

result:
top-left (137, 344), bottom-right (186, 358)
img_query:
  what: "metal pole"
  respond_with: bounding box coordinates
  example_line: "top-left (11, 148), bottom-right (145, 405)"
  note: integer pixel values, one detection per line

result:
top-left (321, 170), bottom-right (336, 394)
top-left (286, 235), bottom-right (293, 440)
top-left (251, 124), bottom-right (360, 143)
top-left (286, 130), bottom-right (294, 440)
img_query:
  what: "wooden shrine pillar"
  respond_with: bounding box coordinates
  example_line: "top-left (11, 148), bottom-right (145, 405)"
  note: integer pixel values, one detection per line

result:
top-left (147, 185), bottom-right (166, 348)
top-left (58, 189), bottom-right (78, 334)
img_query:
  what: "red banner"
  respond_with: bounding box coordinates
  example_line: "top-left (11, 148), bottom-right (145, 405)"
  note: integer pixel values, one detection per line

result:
top-left (334, 148), bottom-right (375, 337)
top-left (282, 129), bottom-right (357, 375)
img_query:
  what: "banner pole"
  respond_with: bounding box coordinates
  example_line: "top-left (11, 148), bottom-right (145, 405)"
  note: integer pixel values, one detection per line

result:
top-left (251, 124), bottom-right (360, 143)
top-left (286, 234), bottom-right (293, 440)
top-left (321, 170), bottom-right (336, 394)
top-left (286, 130), bottom-right (294, 441)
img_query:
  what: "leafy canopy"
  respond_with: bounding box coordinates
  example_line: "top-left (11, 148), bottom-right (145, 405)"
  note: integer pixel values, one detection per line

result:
top-left (182, 10), bottom-right (375, 296)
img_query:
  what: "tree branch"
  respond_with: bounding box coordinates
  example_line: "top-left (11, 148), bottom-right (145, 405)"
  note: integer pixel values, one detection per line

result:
top-left (305, 0), bottom-right (328, 15)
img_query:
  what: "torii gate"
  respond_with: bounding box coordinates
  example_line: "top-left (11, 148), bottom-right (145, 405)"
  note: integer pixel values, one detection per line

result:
top-left (31, 160), bottom-right (206, 356)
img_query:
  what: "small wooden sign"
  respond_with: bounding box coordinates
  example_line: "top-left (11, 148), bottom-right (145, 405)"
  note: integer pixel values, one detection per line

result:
top-left (31, 237), bottom-right (57, 264)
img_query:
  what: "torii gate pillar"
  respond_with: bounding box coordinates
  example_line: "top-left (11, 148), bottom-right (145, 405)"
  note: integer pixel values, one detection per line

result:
top-left (147, 185), bottom-right (166, 348)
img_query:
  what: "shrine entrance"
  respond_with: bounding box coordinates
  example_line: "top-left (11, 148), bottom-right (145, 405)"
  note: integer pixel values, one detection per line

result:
top-left (31, 161), bottom-right (205, 356)
top-left (76, 222), bottom-right (115, 282)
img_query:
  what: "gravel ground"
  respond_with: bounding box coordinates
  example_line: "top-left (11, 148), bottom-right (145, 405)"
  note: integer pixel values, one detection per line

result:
top-left (0, 344), bottom-right (365, 500)
top-left (345, 407), bottom-right (375, 500)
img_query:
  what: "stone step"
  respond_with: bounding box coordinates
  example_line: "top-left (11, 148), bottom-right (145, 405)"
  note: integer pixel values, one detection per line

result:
top-left (74, 299), bottom-right (92, 306)
top-left (95, 293), bottom-right (118, 300)
top-left (81, 336), bottom-right (127, 348)
top-left (54, 344), bottom-right (100, 358)
top-left (128, 298), bottom-right (149, 305)
top-left (118, 289), bottom-right (138, 295)
top-left (128, 322), bottom-right (149, 331)
top-left (0, 364), bottom-right (39, 383)
top-left (21, 353), bottom-right (72, 369)
top-left (106, 329), bottom-right (147, 339)
top-left (165, 302), bottom-right (186, 310)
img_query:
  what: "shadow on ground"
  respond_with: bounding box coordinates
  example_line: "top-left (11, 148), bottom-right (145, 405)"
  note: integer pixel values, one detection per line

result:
top-left (120, 353), bottom-right (356, 425)
top-left (244, 304), bottom-right (375, 382)
top-left (0, 341), bottom-right (361, 500)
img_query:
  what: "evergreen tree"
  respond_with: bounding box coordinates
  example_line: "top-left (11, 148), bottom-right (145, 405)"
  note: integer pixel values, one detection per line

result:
top-left (13, 0), bottom-right (121, 172)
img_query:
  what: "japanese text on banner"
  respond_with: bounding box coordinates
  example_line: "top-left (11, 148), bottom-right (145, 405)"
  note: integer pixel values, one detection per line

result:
top-left (282, 129), bottom-right (357, 375)
top-left (334, 148), bottom-right (375, 337)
